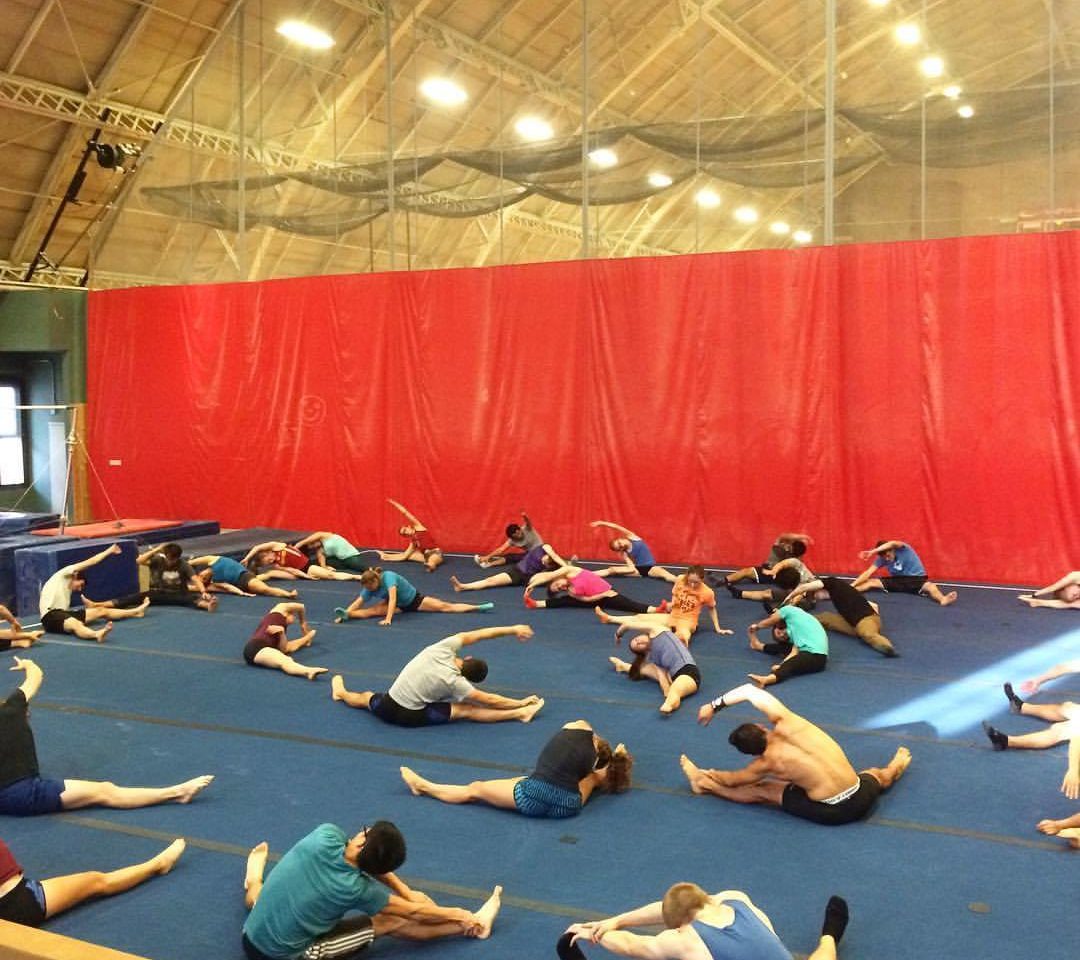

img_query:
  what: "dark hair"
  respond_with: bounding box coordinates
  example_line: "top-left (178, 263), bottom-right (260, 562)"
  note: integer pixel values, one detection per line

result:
top-left (355, 820), bottom-right (406, 874)
top-left (728, 723), bottom-right (768, 755)
top-left (596, 741), bottom-right (633, 794)
top-left (162, 542), bottom-right (183, 564)
top-left (461, 657), bottom-right (488, 683)
top-left (875, 539), bottom-right (889, 548)
top-left (774, 567), bottom-right (801, 591)
top-left (790, 540), bottom-right (807, 558)
top-left (610, 538), bottom-right (625, 552)
top-left (359, 566), bottom-right (384, 589)
top-left (627, 634), bottom-right (651, 680)
top-left (506, 523), bottom-right (522, 539)
top-left (686, 564), bottom-right (705, 579)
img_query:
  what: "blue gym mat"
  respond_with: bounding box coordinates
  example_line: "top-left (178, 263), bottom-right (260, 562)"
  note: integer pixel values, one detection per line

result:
top-left (3, 557), bottom-right (1078, 960)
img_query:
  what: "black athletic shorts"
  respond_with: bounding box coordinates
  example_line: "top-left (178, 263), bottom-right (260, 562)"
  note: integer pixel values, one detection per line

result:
top-left (505, 567), bottom-right (528, 586)
top-left (0, 877), bottom-right (47, 926)
top-left (671, 664), bottom-right (702, 687)
top-left (880, 575), bottom-right (928, 595)
top-left (400, 592), bottom-right (424, 612)
top-left (41, 608), bottom-right (84, 634)
top-left (237, 570), bottom-right (256, 591)
top-left (369, 692), bottom-right (452, 727)
top-left (781, 773), bottom-right (881, 825)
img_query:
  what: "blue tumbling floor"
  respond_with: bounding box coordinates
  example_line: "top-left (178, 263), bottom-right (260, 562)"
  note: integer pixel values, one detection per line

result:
top-left (3, 556), bottom-right (1078, 959)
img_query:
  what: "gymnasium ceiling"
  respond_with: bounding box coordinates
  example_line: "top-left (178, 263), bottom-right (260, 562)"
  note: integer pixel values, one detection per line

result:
top-left (0, 0), bottom-right (1077, 289)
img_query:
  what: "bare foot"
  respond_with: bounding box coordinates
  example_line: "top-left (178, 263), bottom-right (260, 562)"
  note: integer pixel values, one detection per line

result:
top-left (593, 606), bottom-right (612, 624)
top-left (331, 675), bottom-right (347, 701)
top-left (175, 774), bottom-right (214, 803)
top-left (450, 576), bottom-right (464, 593)
top-left (400, 766), bottom-right (427, 796)
top-left (307, 667), bottom-right (328, 681)
top-left (245, 841), bottom-right (269, 890)
top-left (1058, 828), bottom-right (1080, 848)
top-left (679, 754), bottom-right (707, 794)
top-left (939, 591), bottom-right (958, 606)
top-left (520, 698), bottom-right (544, 722)
top-left (609, 657), bottom-right (630, 673)
top-left (749, 636), bottom-right (765, 651)
top-left (1037, 819), bottom-right (1062, 835)
top-left (887, 746), bottom-right (913, 782)
top-left (96, 622), bottom-right (114, 643)
top-left (659, 700), bottom-right (677, 715)
top-left (747, 673), bottom-right (772, 687)
top-left (134, 598), bottom-right (151, 617)
top-left (472, 885), bottom-right (503, 939)
top-left (287, 590), bottom-right (298, 598)
top-left (154, 839), bottom-right (187, 875)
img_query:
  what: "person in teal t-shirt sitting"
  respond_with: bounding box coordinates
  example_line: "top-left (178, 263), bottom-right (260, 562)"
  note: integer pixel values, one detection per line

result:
top-left (241, 822), bottom-right (502, 960)
top-left (746, 605), bottom-right (829, 687)
top-left (334, 567), bottom-right (493, 626)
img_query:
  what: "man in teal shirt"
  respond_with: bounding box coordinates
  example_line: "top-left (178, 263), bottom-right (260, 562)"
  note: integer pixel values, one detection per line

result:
top-left (746, 604), bottom-right (829, 687)
top-left (242, 822), bottom-right (502, 959)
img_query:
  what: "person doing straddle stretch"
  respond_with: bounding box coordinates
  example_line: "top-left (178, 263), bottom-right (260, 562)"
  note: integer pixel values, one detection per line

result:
top-left (400, 720), bottom-right (632, 819)
top-left (720, 532), bottom-right (814, 587)
top-left (241, 822), bottom-right (501, 960)
top-left (452, 543), bottom-right (565, 593)
top-left (588, 520), bottom-right (679, 584)
top-left (745, 605), bottom-right (829, 688)
top-left (243, 541), bottom-right (361, 581)
top-left (474, 512), bottom-right (542, 568)
top-left (0, 657), bottom-right (213, 816)
top-left (191, 555), bottom-right (297, 599)
top-left (985, 683), bottom-right (1080, 799)
top-left (1019, 571), bottom-right (1080, 609)
top-left (679, 683), bottom-right (910, 825)
top-left (131, 543), bottom-right (216, 610)
top-left (0, 604), bottom-right (42, 649)
top-left (1036, 811), bottom-right (1080, 849)
top-left (331, 625), bottom-right (544, 726)
top-left (595, 567), bottom-right (731, 646)
top-left (559, 885), bottom-right (850, 960)
top-left (376, 499), bottom-right (444, 572)
top-left (0, 835), bottom-right (186, 929)
top-left (852, 539), bottom-right (957, 606)
top-left (609, 625), bottom-right (701, 714)
top-left (334, 567), bottom-right (492, 626)
top-left (243, 602), bottom-right (327, 681)
top-left (292, 531), bottom-right (368, 572)
top-left (777, 569), bottom-right (898, 657)
top-left (523, 565), bottom-right (667, 614)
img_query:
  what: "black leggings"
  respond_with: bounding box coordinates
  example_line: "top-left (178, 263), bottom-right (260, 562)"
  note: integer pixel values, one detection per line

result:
top-left (548, 593), bottom-right (650, 614)
top-left (771, 650), bottom-right (828, 684)
top-left (113, 590), bottom-right (201, 608)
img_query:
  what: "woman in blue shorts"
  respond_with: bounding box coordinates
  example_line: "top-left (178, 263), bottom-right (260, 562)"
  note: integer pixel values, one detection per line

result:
top-left (399, 720), bottom-right (632, 818)
top-left (334, 567), bottom-right (494, 626)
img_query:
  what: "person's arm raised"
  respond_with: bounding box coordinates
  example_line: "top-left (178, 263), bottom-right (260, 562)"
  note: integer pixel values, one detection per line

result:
top-left (456, 624), bottom-right (534, 646)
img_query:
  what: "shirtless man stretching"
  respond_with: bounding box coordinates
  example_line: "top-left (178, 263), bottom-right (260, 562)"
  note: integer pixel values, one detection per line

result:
top-left (679, 683), bottom-right (910, 825)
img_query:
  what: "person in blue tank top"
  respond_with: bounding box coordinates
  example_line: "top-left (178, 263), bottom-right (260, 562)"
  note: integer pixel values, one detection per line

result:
top-left (334, 567), bottom-right (494, 626)
top-left (559, 883), bottom-right (849, 960)
top-left (190, 554), bottom-right (299, 599)
top-left (609, 625), bottom-right (701, 714)
top-left (589, 520), bottom-right (679, 584)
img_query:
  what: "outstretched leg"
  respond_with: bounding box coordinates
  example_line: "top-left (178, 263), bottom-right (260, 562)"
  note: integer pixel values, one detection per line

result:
top-left (861, 746), bottom-right (912, 790)
top-left (920, 581), bottom-right (958, 606)
top-left (450, 700), bottom-right (544, 723)
top-left (451, 573), bottom-right (512, 592)
top-left (85, 600), bottom-right (149, 622)
top-left (400, 767), bottom-right (523, 809)
top-left (660, 674), bottom-right (698, 714)
top-left (419, 596), bottom-right (494, 614)
top-left (253, 646), bottom-right (327, 680)
top-left (678, 755), bottom-right (785, 805)
top-left (41, 839), bottom-right (186, 918)
top-left (60, 776), bottom-right (214, 810)
top-left (330, 675), bottom-right (374, 709)
top-left (64, 617), bottom-right (113, 642)
top-left (249, 579), bottom-right (297, 598)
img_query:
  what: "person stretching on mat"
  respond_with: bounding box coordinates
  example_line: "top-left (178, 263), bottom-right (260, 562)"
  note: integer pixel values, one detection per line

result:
top-left (776, 568), bottom-right (898, 657)
top-left (0, 835), bottom-right (186, 929)
top-left (523, 565), bottom-right (668, 614)
top-left (718, 532), bottom-right (814, 586)
top-left (38, 544), bottom-right (148, 641)
top-left (130, 543), bottom-right (216, 610)
top-left (243, 602), bottom-right (326, 681)
top-left (331, 624), bottom-right (544, 725)
top-left (609, 625), bottom-right (701, 714)
top-left (745, 605), bottom-right (829, 688)
top-left (1015, 658), bottom-right (1080, 696)
top-left (452, 543), bottom-right (566, 593)
top-left (588, 520), bottom-right (679, 584)
top-left (851, 540), bottom-right (957, 606)
top-left (242, 541), bottom-right (362, 581)
top-left (595, 566), bottom-right (728, 645)
top-left (0, 604), bottom-right (42, 649)
top-left (291, 531), bottom-right (369, 572)
top-left (333, 567), bottom-right (492, 626)
top-left (377, 499), bottom-right (444, 572)
top-left (727, 555), bottom-right (818, 609)
top-left (191, 555), bottom-right (297, 599)
top-left (241, 821), bottom-right (502, 960)
top-left (0, 657), bottom-right (213, 816)
top-left (984, 684), bottom-right (1080, 799)
top-left (1018, 572), bottom-right (1080, 609)
top-left (474, 511), bottom-right (542, 568)
top-left (679, 683), bottom-right (911, 825)
top-left (400, 720), bottom-right (632, 818)
top-left (1036, 811), bottom-right (1080, 849)
top-left (558, 884), bottom-right (850, 960)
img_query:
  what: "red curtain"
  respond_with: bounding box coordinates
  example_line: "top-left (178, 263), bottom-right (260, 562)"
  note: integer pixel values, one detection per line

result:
top-left (87, 231), bottom-right (1080, 584)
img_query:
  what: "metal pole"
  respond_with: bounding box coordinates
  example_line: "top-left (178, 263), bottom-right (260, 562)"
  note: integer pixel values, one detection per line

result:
top-left (385, 2), bottom-right (396, 270)
top-left (580, 0), bottom-right (590, 260)
top-left (823, 0), bottom-right (836, 244)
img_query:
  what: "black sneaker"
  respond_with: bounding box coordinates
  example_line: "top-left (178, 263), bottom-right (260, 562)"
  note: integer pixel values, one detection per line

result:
top-left (982, 721), bottom-right (1008, 751)
top-left (1003, 682), bottom-right (1024, 714)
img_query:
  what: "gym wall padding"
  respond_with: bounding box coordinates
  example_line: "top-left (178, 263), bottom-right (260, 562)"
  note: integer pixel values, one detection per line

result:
top-left (85, 231), bottom-right (1080, 585)
top-left (0, 534), bottom-right (75, 612)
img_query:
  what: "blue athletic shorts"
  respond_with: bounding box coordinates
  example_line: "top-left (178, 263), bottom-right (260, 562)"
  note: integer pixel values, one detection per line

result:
top-left (512, 778), bottom-right (582, 818)
top-left (0, 776), bottom-right (65, 816)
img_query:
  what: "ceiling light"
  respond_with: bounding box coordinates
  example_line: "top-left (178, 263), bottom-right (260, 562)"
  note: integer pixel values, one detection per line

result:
top-left (793, 229), bottom-right (813, 244)
top-left (515, 116), bottom-right (554, 141)
top-left (942, 84), bottom-right (962, 99)
top-left (695, 188), bottom-right (721, 209)
top-left (957, 104), bottom-right (975, 119)
top-left (894, 23), bottom-right (920, 45)
top-left (734, 205), bottom-right (759, 224)
top-left (919, 55), bottom-right (945, 78)
top-left (770, 221), bottom-right (791, 235)
top-left (588, 148), bottom-right (618, 168)
top-left (420, 77), bottom-right (467, 106)
top-left (868, 0), bottom-right (890, 6)
top-left (276, 20), bottom-right (334, 50)
top-left (648, 172), bottom-right (673, 188)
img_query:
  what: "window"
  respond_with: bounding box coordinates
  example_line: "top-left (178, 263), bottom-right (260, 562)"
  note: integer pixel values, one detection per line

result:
top-left (0, 383), bottom-right (26, 486)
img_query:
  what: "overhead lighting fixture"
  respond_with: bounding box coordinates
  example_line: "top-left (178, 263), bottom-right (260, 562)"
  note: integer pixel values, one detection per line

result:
top-left (894, 23), bottom-right (920, 45)
top-left (942, 84), bottom-right (962, 99)
top-left (695, 188), bottom-right (721, 209)
top-left (648, 172), bottom-right (673, 188)
top-left (868, 0), bottom-right (890, 6)
top-left (515, 116), bottom-right (554, 141)
top-left (91, 141), bottom-right (141, 170)
top-left (793, 229), bottom-right (813, 244)
top-left (588, 148), bottom-right (618, 168)
top-left (957, 104), bottom-right (975, 119)
top-left (276, 20), bottom-right (334, 50)
top-left (770, 221), bottom-right (791, 236)
top-left (919, 55), bottom-right (945, 78)
top-left (420, 77), bottom-right (467, 106)
top-left (734, 205), bottom-right (759, 224)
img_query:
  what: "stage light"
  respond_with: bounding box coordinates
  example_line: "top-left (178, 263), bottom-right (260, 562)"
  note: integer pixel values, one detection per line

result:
top-left (276, 20), bottom-right (334, 50)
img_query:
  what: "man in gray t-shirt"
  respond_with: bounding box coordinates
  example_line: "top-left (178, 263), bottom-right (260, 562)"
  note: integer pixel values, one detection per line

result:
top-left (330, 625), bottom-right (545, 727)
top-left (474, 512), bottom-right (542, 568)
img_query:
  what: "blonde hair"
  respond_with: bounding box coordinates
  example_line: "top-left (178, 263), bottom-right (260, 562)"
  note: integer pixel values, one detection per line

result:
top-left (359, 566), bottom-right (384, 588)
top-left (661, 883), bottom-right (709, 929)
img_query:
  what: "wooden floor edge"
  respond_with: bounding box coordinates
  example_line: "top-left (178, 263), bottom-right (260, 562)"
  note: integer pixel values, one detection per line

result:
top-left (0, 920), bottom-right (152, 960)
